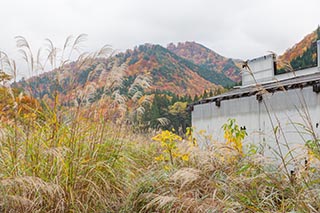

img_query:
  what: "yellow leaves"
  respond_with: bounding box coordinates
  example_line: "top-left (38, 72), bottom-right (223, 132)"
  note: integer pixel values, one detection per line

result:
top-left (152, 130), bottom-right (190, 167)
top-left (172, 152), bottom-right (189, 162)
top-left (186, 127), bottom-right (192, 138)
top-left (152, 130), bottom-right (182, 148)
top-left (306, 139), bottom-right (320, 162)
top-left (22, 112), bottom-right (37, 121)
top-left (181, 154), bottom-right (189, 162)
top-left (172, 152), bottom-right (180, 158)
top-left (155, 154), bottom-right (165, 162)
top-left (186, 127), bottom-right (197, 147)
top-left (163, 165), bottom-right (171, 171)
top-left (222, 119), bottom-right (247, 156)
top-left (168, 102), bottom-right (187, 116)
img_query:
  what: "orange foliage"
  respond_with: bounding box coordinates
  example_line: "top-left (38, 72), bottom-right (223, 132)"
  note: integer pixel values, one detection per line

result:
top-left (278, 30), bottom-right (317, 68)
top-left (0, 87), bottom-right (41, 123)
top-left (167, 41), bottom-right (240, 81)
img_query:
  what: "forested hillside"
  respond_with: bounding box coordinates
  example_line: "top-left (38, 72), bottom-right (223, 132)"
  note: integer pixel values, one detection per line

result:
top-left (167, 41), bottom-right (241, 82)
top-left (277, 26), bottom-right (320, 73)
top-left (13, 42), bottom-right (236, 132)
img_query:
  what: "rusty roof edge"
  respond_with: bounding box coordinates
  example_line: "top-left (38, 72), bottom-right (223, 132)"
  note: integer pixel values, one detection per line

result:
top-left (188, 72), bottom-right (320, 109)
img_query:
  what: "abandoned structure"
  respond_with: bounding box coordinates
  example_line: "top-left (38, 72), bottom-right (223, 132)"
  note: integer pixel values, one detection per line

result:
top-left (191, 40), bottom-right (320, 164)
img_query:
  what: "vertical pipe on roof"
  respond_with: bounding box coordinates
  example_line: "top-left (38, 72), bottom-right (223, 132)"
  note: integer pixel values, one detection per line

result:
top-left (318, 40), bottom-right (320, 68)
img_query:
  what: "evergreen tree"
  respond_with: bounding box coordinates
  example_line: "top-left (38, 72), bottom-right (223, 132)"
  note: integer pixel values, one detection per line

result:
top-left (209, 89), bottom-right (214, 97)
top-left (193, 94), bottom-right (199, 102)
top-left (202, 90), bottom-right (208, 99)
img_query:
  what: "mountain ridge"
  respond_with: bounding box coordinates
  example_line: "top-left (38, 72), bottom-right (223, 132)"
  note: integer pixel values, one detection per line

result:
top-left (277, 27), bottom-right (319, 72)
top-left (15, 26), bottom-right (320, 105)
top-left (167, 41), bottom-right (241, 82)
top-left (17, 41), bottom-right (240, 104)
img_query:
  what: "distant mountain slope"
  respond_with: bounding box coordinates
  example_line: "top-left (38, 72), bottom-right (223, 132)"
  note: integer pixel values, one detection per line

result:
top-left (167, 41), bottom-right (241, 82)
top-left (18, 26), bottom-right (320, 104)
top-left (119, 44), bottom-right (220, 96)
top-left (120, 44), bottom-right (235, 88)
top-left (17, 42), bottom-right (240, 103)
top-left (277, 27), bottom-right (320, 72)
top-left (14, 25), bottom-right (320, 104)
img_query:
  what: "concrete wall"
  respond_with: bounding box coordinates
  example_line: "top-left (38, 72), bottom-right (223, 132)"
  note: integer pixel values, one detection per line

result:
top-left (192, 85), bottom-right (320, 167)
top-left (242, 40), bottom-right (320, 87)
top-left (242, 54), bottom-right (275, 86)
top-left (275, 67), bottom-right (319, 82)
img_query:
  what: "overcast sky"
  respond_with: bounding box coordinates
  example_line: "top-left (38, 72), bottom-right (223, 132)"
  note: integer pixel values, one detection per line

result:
top-left (1, 0), bottom-right (320, 78)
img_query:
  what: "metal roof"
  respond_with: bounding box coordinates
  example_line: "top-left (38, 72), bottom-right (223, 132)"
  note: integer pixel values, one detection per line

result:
top-left (191, 71), bottom-right (320, 107)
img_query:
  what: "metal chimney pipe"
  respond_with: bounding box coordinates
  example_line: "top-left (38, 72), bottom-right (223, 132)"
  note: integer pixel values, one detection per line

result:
top-left (318, 40), bottom-right (320, 68)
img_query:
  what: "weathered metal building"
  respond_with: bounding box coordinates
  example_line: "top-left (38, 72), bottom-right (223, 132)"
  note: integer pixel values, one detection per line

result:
top-left (191, 40), bottom-right (320, 164)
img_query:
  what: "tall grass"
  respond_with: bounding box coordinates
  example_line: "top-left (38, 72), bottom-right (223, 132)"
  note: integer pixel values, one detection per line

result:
top-left (2, 111), bottom-right (320, 212)
top-left (1, 36), bottom-right (320, 212)
top-left (126, 59), bottom-right (320, 212)
top-left (0, 108), bottom-right (159, 212)
top-left (128, 137), bottom-right (320, 212)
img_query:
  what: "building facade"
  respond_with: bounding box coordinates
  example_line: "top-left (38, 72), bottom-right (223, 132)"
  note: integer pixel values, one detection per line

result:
top-left (191, 40), bottom-right (320, 166)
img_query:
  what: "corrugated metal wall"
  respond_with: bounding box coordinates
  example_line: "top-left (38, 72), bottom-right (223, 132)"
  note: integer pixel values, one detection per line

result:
top-left (192, 85), bottom-right (320, 168)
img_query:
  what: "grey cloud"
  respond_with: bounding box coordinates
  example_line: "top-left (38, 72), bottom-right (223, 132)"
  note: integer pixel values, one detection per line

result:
top-left (1, 0), bottom-right (320, 78)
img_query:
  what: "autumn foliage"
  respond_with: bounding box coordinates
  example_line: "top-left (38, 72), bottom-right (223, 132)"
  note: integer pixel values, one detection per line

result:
top-left (277, 27), bottom-right (319, 72)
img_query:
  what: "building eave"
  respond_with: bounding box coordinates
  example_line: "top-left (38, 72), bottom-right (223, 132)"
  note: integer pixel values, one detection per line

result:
top-left (188, 70), bottom-right (320, 110)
